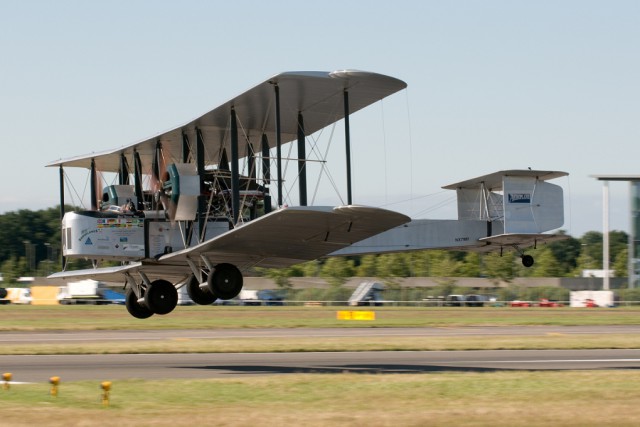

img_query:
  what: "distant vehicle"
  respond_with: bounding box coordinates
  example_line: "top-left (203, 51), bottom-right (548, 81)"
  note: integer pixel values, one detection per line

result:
top-left (584, 298), bottom-right (598, 308)
top-left (509, 300), bottom-right (532, 307)
top-left (238, 289), bottom-right (284, 306)
top-left (3, 288), bottom-right (32, 304)
top-left (464, 294), bottom-right (487, 307)
top-left (58, 280), bottom-right (122, 305)
top-left (444, 294), bottom-right (487, 307)
top-left (444, 295), bottom-right (465, 307)
top-left (257, 290), bottom-right (284, 306)
top-left (538, 299), bottom-right (564, 307)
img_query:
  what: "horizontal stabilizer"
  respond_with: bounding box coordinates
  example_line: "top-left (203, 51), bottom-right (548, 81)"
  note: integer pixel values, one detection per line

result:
top-left (442, 170), bottom-right (568, 191)
top-left (479, 233), bottom-right (569, 249)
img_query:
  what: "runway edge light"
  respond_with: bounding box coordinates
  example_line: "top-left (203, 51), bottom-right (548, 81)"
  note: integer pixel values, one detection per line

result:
top-left (49, 376), bottom-right (60, 397)
top-left (3, 373), bottom-right (11, 390)
top-left (101, 381), bottom-right (112, 407)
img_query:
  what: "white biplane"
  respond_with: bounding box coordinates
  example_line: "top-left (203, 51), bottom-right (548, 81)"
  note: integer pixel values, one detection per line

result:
top-left (47, 70), bottom-right (567, 318)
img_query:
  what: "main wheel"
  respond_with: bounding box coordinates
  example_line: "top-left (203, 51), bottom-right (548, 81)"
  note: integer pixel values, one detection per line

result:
top-left (207, 263), bottom-right (243, 300)
top-left (144, 279), bottom-right (178, 315)
top-left (186, 274), bottom-right (217, 305)
top-left (521, 255), bottom-right (535, 268)
top-left (125, 287), bottom-right (153, 319)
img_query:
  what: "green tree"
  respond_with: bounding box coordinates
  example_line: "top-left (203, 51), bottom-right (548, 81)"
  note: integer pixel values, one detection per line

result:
top-left (407, 251), bottom-right (432, 277)
top-left (320, 257), bottom-right (354, 287)
top-left (355, 254), bottom-right (378, 277)
top-left (0, 256), bottom-right (21, 283)
top-left (613, 247), bottom-right (628, 278)
top-left (524, 247), bottom-right (562, 277)
top-left (483, 252), bottom-right (516, 283)
top-left (458, 252), bottom-right (481, 277)
top-left (547, 231), bottom-right (581, 275)
top-left (577, 230), bottom-right (627, 269)
top-left (375, 253), bottom-right (410, 279)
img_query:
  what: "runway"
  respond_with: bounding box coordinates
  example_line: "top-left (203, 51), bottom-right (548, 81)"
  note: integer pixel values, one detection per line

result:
top-left (2, 326), bottom-right (640, 382)
top-left (3, 349), bottom-right (640, 382)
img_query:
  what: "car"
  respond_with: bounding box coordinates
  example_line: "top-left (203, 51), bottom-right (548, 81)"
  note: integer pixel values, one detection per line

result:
top-left (444, 295), bottom-right (465, 307)
top-left (464, 294), bottom-right (487, 307)
top-left (257, 290), bottom-right (284, 306)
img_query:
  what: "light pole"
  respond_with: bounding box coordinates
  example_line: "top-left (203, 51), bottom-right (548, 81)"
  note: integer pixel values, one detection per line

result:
top-left (592, 175), bottom-right (640, 289)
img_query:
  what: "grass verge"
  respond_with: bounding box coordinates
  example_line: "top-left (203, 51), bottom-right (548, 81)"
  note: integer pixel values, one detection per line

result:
top-left (2, 333), bottom-right (640, 355)
top-left (2, 305), bottom-right (640, 331)
top-left (2, 371), bottom-right (640, 427)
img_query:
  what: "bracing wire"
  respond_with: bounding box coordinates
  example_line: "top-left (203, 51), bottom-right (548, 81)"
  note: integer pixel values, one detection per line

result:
top-left (404, 89), bottom-right (414, 213)
top-left (380, 100), bottom-right (388, 205)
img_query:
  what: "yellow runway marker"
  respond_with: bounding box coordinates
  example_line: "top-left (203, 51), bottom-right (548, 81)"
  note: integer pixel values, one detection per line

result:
top-left (337, 311), bottom-right (376, 321)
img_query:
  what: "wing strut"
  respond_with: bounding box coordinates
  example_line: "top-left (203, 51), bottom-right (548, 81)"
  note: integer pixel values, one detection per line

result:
top-left (297, 112), bottom-right (307, 206)
top-left (58, 165), bottom-right (66, 270)
top-left (90, 159), bottom-right (98, 211)
top-left (133, 150), bottom-right (144, 210)
top-left (261, 133), bottom-right (272, 214)
top-left (274, 83), bottom-right (283, 207)
top-left (344, 90), bottom-right (352, 205)
top-left (230, 108), bottom-right (240, 226)
top-left (119, 154), bottom-right (130, 185)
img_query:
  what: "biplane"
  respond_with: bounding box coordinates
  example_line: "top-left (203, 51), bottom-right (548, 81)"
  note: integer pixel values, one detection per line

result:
top-left (47, 70), bottom-right (568, 318)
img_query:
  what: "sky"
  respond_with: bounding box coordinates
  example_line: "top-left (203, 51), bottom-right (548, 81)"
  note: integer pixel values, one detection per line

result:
top-left (1, 0), bottom-right (639, 238)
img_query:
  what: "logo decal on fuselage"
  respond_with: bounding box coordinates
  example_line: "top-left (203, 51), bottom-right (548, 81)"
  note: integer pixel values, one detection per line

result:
top-left (508, 193), bottom-right (531, 204)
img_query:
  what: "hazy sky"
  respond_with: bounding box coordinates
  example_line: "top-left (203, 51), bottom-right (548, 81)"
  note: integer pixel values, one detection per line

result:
top-left (1, 1), bottom-right (639, 237)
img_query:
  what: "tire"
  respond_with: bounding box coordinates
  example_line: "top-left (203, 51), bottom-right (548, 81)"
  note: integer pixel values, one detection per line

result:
top-left (522, 255), bottom-right (534, 268)
top-left (186, 274), bottom-right (217, 305)
top-left (144, 279), bottom-right (178, 315)
top-left (207, 263), bottom-right (243, 300)
top-left (125, 288), bottom-right (153, 319)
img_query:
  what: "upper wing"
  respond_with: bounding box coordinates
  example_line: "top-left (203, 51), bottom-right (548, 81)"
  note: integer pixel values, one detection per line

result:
top-left (46, 70), bottom-right (407, 172)
top-left (49, 205), bottom-right (410, 283)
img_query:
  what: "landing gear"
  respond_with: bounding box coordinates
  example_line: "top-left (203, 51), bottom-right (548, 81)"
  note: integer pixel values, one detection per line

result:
top-left (186, 274), bottom-right (217, 305)
top-left (207, 263), bottom-right (243, 300)
top-left (506, 244), bottom-right (535, 268)
top-left (125, 279), bottom-right (178, 318)
top-left (125, 287), bottom-right (153, 319)
top-left (144, 279), bottom-right (178, 315)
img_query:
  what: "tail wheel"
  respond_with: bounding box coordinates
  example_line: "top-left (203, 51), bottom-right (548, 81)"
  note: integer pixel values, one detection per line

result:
top-left (521, 255), bottom-right (535, 268)
top-left (125, 287), bottom-right (153, 319)
top-left (144, 279), bottom-right (178, 315)
top-left (207, 263), bottom-right (243, 300)
top-left (186, 274), bottom-right (217, 305)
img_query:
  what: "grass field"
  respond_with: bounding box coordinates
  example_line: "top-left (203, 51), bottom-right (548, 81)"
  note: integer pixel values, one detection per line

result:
top-left (1, 305), bottom-right (640, 355)
top-left (2, 371), bottom-right (640, 426)
top-left (2, 304), bottom-right (640, 331)
top-left (2, 305), bottom-right (639, 426)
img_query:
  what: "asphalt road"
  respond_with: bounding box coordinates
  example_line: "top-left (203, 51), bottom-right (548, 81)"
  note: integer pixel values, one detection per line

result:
top-left (2, 326), bottom-right (640, 382)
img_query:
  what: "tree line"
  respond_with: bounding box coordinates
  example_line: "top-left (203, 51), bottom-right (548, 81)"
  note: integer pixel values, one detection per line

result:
top-left (0, 207), bottom-right (630, 285)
